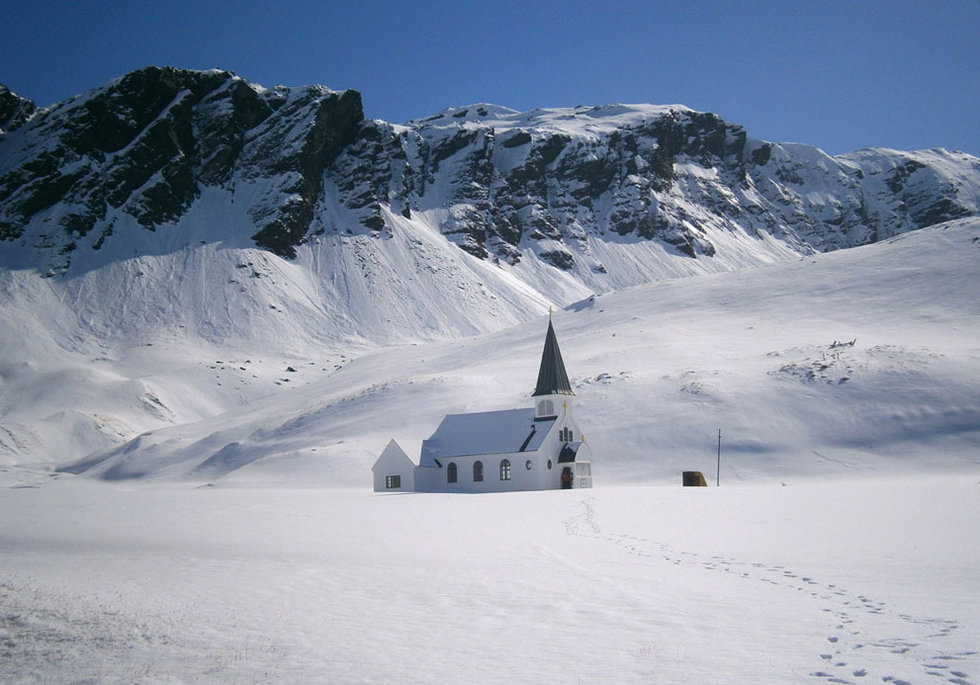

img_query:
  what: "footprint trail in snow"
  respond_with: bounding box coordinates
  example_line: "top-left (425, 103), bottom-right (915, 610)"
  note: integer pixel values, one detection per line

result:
top-left (562, 495), bottom-right (976, 685)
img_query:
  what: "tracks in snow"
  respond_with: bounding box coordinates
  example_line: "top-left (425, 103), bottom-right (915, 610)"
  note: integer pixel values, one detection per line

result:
top-left (562, 495), bottom-right (976, 685)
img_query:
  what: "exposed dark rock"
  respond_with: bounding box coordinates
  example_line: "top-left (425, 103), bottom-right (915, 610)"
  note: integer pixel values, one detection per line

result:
top-left (0, 85), bottom-right (36, 133)
top-left (431, 128), bottom-right (480, 170)
top-left (540, 250), bottom-right (575, 270)
top-left (0, 67), bottom-right (363, 262)
top-left (1, 68), bottom-right (977, 278)
top-left (501, 130), bottom-right (532, 148)
top-left (251, 88), bottom-right (363, 255)
top-left (750, 142), bottom-right (773, 166)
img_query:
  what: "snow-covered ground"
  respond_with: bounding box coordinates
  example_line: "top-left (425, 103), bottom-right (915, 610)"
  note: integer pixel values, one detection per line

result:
top-left (1, 219), bottom-right (978, 682)
top-left (1, 478), bottom-right (977, 683)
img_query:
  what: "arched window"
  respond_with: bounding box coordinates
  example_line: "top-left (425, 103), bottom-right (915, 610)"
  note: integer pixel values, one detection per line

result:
top-left (537, 399), bottom-right (554, 417)
top-left (473, 461), bottom-right (484, 482)
top-left (447, 462), bottom-right (457, 484)
top-left (499, 459), bottom-right (511, 481)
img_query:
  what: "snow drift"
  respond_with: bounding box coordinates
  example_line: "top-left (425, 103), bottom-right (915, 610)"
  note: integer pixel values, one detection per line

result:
top-left (0, 218), bottom-right (971, 486)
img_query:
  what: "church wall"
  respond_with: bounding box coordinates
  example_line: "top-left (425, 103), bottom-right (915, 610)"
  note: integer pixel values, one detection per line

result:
top-left (413, 464), bottom-right (443, 493)
top-left (375, 412), bottom-right (593, 493)
top-left (414, 449), bottom-right (563, 493)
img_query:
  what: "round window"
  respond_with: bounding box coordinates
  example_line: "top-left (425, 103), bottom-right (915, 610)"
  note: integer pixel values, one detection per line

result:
top-left (525, 459), bottom-right (532, 470)
top-left (547, 459), bottom-right (553, 470)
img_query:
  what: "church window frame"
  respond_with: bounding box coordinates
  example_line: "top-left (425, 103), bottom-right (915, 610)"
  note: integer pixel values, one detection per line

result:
top-left (537, 399), bottom-right (554, 417)
top-left (385, 475), bottom-right (401, 489)
top-left (447, 462), bottom-right (457, 484)
top-left (499, 459), bottom-right (512, 481)
top-left (473, 461), bottom-right (484, 482)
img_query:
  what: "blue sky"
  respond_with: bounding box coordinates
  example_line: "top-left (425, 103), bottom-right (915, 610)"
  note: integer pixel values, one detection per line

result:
top-left (2, 0), bottom-right (978, 156)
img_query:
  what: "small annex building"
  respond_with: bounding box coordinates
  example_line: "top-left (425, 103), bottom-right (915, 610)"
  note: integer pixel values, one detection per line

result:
top-left (372, 319), bottom-right (593, 493)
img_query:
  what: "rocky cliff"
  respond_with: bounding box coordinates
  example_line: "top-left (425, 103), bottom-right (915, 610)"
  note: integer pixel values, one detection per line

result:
top-left (1, 67), bottom-right (978, 284)
top-left (0, 67), bottom-right (362, 271)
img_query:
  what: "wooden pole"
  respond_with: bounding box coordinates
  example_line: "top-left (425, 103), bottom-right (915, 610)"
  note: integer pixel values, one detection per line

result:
top-left (716, 429), bottom-right (721, 486)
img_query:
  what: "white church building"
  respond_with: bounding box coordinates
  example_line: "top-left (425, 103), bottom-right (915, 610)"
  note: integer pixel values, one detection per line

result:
top-left (372, 319), bottom-right (593, 493)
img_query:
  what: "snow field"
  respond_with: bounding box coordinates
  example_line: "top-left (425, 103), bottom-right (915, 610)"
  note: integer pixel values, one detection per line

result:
top-left (3, 220), bottom-right (976, 485)
top-left (1, 477), bottom-right (977, 683)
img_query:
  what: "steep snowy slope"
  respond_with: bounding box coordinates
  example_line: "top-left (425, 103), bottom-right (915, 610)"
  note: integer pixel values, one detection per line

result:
top-left (42, 218), bottom-right (980, 486)
top-left (1, 68), bottom-right (977, 351)
top-left (1, 67), bottom-right (978, 482)
top-left (0, 204), bottom-right (565, 473)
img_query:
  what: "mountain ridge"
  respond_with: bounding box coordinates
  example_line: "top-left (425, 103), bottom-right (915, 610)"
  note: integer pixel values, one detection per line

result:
top-left (2, 66), bottom-right (978, 283)
top-left (1, 67), bottom-right (978, 481)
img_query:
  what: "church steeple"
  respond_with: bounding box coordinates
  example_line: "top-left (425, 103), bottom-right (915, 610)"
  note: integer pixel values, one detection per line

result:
top-left (533, 318), bottom-right (574, 397)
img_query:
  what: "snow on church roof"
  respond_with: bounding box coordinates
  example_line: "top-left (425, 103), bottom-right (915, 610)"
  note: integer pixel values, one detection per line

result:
top-left (419, 409), bottom-right (556, 466)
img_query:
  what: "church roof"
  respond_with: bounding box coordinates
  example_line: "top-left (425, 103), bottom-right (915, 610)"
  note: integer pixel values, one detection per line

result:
top-left (532, 319), bottom-right (574, 397)
top-left (419, 408), bottom-right (556, 466)
top-left (558, 442), bottom-right (582, 463)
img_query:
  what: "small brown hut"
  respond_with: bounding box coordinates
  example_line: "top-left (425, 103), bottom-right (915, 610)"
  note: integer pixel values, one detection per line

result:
top-left (682, 471), bottom-right (707, 486)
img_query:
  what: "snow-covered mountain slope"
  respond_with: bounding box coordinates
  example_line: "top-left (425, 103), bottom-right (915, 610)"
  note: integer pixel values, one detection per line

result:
top-left (4, 218), bottom-right (971, 487)
top-left (1, 66), bottom-right (978, 483)
top-left (2, 67), bottom-right (978, 285)
top-left (0, 68), bottom-right (976, 349)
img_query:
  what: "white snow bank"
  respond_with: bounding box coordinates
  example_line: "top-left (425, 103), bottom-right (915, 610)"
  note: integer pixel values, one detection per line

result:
top-left (29, 218), bottom-right (975, 486)
top-left (0, 477), bottom-right (976, 683)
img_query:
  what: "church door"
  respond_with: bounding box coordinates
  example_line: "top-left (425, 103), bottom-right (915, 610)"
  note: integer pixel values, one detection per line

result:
top-left (561, 467), bottom-right (573, 489)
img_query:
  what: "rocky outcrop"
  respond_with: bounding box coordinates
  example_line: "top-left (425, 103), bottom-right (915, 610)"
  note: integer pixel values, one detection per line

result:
top-left (1, 68), bottom-right (978, 278)
top-left (325, 103), bottom-right (978, 269)
top-left (0, 85), bottom-right (36, 134)
top-left (0, 67), bottom-right (363, 269)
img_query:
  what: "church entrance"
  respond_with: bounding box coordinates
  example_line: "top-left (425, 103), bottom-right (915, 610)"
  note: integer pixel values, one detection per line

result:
top-left (561, 467), bottom-right (573, 489)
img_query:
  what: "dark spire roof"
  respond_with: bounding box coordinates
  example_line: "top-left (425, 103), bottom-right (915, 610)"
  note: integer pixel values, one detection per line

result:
top-left (533, 319), bottom-right (574, 397)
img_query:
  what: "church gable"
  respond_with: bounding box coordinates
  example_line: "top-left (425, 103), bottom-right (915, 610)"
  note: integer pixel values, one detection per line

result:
top-left (372, 439), bottom-right (415, 491)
